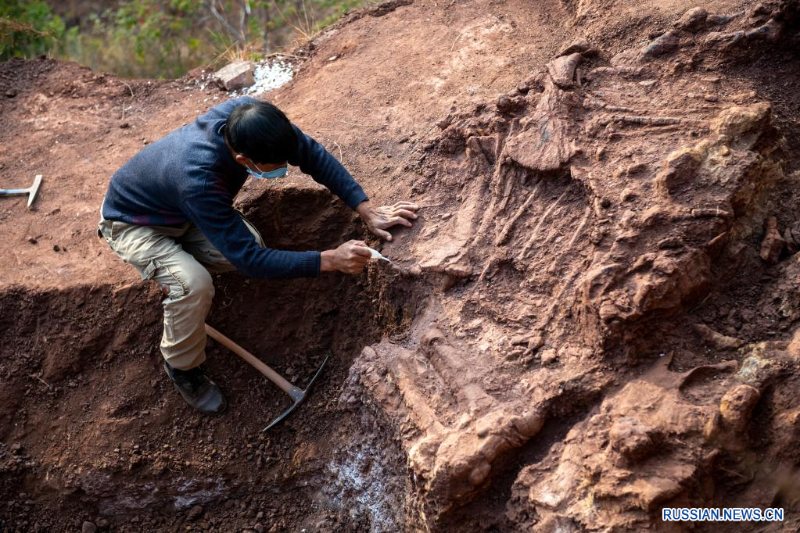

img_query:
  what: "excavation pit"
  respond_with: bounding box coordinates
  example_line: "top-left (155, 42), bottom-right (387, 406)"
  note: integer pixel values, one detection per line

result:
top-left (0, 184), bottom-right (419, 530)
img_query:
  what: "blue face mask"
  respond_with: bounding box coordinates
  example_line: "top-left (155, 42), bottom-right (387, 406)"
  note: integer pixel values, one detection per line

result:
top-left (246, 164), bottom-right (288, 180)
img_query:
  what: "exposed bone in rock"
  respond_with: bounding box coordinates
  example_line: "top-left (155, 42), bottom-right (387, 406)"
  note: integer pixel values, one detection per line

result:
top-left (694, 323), bottom-right (745, 349)
top-left (504, 57), bottom-right (580, 171)
top-left (656, 146), bottom-right (704, 196)
top-left (559, 38), bottom-right (590, 56)
top-left (346, 4), bottom-right (792, 528)
top-left (760, 216), bottom-right (786, 263)
top-left (583, 100), bottom-right (779, 333)
top-left (746, 17), bottom-right (782, 41)
top-left (509, 358), bottom-right (733, 529)
top-left (546, 52), bottom-right (582, 89)
top-left (705, 29), bottom-right (747, 48)
top-left (719, 383), bottom-right (760, 432)
top-left (702, 13), bottom-right (785, 51)
top-left (712, 102), bottom-right (771, 149)
top-left (675, 7), bottom-right (709, 32)
top-left (349, 319), bottom-right (596, 518)
top-left (509, 339), bottom-right (800, 531)
top-left (643, 30), bottom-right (681, 57)
top-left (496, 94), bottom-right (526, 114)
top-left (608, 417), bottom-right (659, 463)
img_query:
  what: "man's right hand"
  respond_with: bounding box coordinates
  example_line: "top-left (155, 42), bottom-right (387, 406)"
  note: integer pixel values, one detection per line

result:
top-left (320, 240), bottom-right (372, 274)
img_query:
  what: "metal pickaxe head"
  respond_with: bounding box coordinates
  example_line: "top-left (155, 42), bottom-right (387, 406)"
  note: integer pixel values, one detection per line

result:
top-left (26, 174), bottom-right (42, 208)
top-left (0, 174), bottom-right (43, 209)
top-left (263, 353), bottom-right (330, 431)
top-left (203, 324), bottom-right (331, 431)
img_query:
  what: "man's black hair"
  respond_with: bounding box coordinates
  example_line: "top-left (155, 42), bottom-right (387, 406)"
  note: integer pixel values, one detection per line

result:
top-left (224, 101), bottom-right (297, 164)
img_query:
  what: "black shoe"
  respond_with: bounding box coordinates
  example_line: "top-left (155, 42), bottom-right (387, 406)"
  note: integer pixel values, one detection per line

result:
top-left (164, 362), bottom-right (227, 414)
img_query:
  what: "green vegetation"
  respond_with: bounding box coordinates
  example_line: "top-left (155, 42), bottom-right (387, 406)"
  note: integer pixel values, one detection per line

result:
top-left (0, 0), bottom-right (69, 60)
top-left (0, 0), bottom-right (378, 78)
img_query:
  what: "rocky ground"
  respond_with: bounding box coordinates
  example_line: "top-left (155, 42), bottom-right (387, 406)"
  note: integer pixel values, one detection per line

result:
top-left (1, 0), bottom-right (800, 531)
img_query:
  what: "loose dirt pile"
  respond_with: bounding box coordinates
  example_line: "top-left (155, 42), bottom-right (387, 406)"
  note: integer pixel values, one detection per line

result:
top-left (2, 0), bottom-right (800, 531)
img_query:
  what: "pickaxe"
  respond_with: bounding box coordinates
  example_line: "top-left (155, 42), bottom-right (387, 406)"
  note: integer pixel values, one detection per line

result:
top-left (0, 174), bottom-right (42, 209)
top-left (204, 323), bottom-right (330, 431)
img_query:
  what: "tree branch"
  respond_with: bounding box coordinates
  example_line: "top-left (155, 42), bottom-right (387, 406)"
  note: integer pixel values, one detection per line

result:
top-left (207, 0), bottom-right (246, 44)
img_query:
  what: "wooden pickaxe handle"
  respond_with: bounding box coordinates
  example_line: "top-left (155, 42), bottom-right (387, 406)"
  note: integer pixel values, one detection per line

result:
top-left (205, 323), bottom-right (302, 399)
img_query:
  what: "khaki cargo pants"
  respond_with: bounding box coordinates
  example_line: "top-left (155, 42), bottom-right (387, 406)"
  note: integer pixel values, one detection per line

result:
top-left (98, 217), bottom-right (265, 370)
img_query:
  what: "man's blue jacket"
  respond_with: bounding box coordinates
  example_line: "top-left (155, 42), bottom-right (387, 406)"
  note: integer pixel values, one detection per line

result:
top-left (102, 97), bottom-right (368, 278)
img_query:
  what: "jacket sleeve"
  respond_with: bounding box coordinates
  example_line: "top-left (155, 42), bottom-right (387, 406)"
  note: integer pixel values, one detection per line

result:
top-left (288, 125), bottom-right (369, 209)
top-left (180, 176), bottom-right (321, 279)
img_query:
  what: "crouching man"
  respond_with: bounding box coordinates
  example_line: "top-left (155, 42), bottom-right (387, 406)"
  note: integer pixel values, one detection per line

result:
top-left (99, 96), bottom-right (418, 413)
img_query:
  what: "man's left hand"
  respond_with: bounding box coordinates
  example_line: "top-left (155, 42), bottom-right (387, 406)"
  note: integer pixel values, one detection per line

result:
top-left (356, 201), bottom-right (420, 241)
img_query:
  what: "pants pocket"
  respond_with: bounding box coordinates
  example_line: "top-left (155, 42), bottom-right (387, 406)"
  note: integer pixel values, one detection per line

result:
top-left (145, 260), bottom-right (190, 302)
top-left (98, 219), bottom-right (124, 245)
top-left (98, 219), bottom-right (112, 242)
